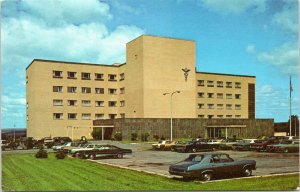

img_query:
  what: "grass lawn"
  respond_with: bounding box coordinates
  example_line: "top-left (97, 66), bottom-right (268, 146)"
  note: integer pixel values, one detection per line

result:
top-left (2, 153), bottom-right (299, 191)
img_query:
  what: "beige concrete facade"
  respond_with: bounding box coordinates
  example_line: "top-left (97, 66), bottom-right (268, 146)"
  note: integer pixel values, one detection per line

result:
top-left (26, 35), bottom-right (256, 139)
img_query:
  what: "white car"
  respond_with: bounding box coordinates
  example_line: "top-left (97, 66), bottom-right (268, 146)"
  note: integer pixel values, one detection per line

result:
top-left (52, 142), bottom-right (78, 151)
top-left (152, 140), bottom-right (171, 150)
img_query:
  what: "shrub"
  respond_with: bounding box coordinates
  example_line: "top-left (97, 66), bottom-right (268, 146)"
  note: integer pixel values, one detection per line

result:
top-left (45, 142), bottom-right (54, 149)
top-left (153, 135), bottom-right (159, 141)
top-left (160, 136), bottom-right (166, 140)
top-left (114, 132), bottom-right (122, 141)
top-left (131, 133), bottom-right (138, 141)
top-left (91, 130), bottom-right (102, 140)
top-left (141, 132), bottom-right (150, 142)
top-left (35, 147), bottom-right (48, 158)
top-left (55, 151), bottom-right (66, 159)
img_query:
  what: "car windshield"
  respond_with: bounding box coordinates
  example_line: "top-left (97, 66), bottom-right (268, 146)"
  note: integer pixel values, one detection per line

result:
top-left (184, 154), bottom-right (204, 162)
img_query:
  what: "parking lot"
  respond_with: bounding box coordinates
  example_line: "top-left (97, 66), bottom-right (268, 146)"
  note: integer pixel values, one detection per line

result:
top-left (87, 141), bottom-right (299, 178)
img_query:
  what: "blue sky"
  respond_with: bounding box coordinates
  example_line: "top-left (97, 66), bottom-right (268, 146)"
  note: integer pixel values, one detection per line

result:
top-left (1, 0), bottom-right (299, 128)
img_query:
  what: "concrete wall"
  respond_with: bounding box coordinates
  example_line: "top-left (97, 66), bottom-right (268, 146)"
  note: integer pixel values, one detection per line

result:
top-left (94, 118), bottom-right (274, 140)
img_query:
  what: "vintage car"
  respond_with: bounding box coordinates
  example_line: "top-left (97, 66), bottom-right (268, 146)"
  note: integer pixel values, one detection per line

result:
top-left (79, 145), bottom-right (132, 159)
top-left (69, 143), bottom-right (103, 157)
top-left (272, 140), bottom-right (299, 153)
top-left (250, 139), bottom-right (281, 152)
top-left (162, 141), bottom-right (178, 151)
top-left (266, 139), bottom-right (289, 152)
top-left (152, 140), bottom-right (172, 150)
top-left (169, 153), bottom-right (256, 181)
top-left (52, 142), bottom-right (78, 151)
top-left (173, 140), bottom-right (214, 153)
top-left (218, 138), bottom-right (239, 150)
top-left (232, 139), bottom-right (257, 151)
top-left (62, 142), bottom-right (87, 154)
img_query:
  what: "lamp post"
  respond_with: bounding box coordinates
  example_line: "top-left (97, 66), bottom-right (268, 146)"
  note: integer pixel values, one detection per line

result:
top-left (163, 91), bottom-right (180, 141)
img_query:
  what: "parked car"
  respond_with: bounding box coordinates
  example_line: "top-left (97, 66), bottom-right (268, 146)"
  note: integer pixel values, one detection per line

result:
top-left (70, 143), bottom-right (103, 157)
top-left (250, 139), bottom-right (281, 152)
top-left (163, 141), bottom-right (179, 151)
top-left (52, 142), bottom-right (78, 151)
top-left (1, 140), bottom-right (10, 151)
top-left (206, 139), bottom-right (222, 149)
top-left (62, 142), bottom-right (87, 154)
top-left (18, 137), bottom-right (38, 149)
top-left (79, 145), bottom-right (132, 159)
top-left (272, 140), bottom-right (299, 153)
top-left (172, 140), bottom-right (214, 153)
top-left (218, 138), bottom-right (239, 150)
top-left (266, 139), bottom-right (289, 152)
top-left (169, 152), bottom-right (256, 181)
top-left (53, 137), bottom-right (72, 145)
top-left (152, 140), bottom-right (172, 150)
top-left (232, 139), bottom-right (257, 151)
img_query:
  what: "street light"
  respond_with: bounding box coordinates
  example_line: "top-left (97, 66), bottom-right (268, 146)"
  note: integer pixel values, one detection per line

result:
top-left (163, 91), bottom-right (180, 141)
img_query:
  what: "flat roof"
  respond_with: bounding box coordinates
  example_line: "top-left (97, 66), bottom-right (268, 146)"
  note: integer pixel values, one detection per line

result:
top-left (196, 71), bottom-right (256, 78)
top-left (26, 59), bottom-right (126, 70)
top-left (127, 34), bottom-right (195, 44)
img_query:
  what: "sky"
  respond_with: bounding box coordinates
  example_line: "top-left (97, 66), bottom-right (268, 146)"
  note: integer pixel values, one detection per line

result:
top-left (1, 0), bottom-right (299, 128)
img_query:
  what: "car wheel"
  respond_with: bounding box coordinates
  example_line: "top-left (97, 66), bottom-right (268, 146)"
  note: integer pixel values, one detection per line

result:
top-left (284, 148), bottom-right (289, 153)
top-left (201, 172), bottom-right (213, 181)
top-left (171, 148), bottom-right (175, 152)
top-left (243, 168), bottom-right (252, 177)
top-left (192, 148), bottom-right (197, 153)
top-left (90, 154), bottom-right (96, 160)
top-left (117, 153), bottom-right (123, 159)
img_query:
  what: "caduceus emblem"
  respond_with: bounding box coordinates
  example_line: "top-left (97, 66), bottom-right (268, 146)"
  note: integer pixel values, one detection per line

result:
top-left (182, 67), bottom-right (190, 82)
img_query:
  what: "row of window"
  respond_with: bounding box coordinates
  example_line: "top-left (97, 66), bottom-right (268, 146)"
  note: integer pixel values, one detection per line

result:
top-left (53, 86), bottom-right (125, 94)
top-left (198, 114), bottom-right (241, 119)
top-left (198, 104), bottom-right (241, 110)
top-left (53, 113), bottom-right (125, 120)
top-left (53, 71), bottom-right (125, 81)
top-left (198, 93), bottom-right (241, 99)
top-left (53, 99), bottom-right (125, 107)
top-left (197, 80), bottom-right (241, 88)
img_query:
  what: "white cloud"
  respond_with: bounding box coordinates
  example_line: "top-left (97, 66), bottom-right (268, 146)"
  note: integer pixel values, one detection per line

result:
top-left (200, 0), bottom-right (267, 14)
top-left (272, 0), bottom-right (298, 34)
top-left (246, 44), bottom-right (256, 54)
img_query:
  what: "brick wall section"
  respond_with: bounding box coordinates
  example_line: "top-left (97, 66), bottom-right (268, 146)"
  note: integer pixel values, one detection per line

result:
top-left (94, 118), bottom-right (274, 140)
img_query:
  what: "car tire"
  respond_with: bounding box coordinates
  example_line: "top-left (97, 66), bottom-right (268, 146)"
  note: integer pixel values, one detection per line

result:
top-left (284, 148), bottom-right (289, 153)
top-left (201, 172), bottom-right (213, 181)
top-left (192, 148), bottom-right (197, 153)
top-left (90, 154), bottom-right (96, 160)
top-left (117, 153), bottom-right (123, 159)
top-left (243, 168), bottom-right (252, 177)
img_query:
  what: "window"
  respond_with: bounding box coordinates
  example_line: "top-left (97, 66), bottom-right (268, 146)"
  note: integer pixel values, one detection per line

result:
top-left (109, 114), bottom-right (117, 119)
top-left (53, 86), bottom-right (63, 92)
top-left (53, 99), bottom-right (63, 106)
top-left (95, 114), bottom-right (104, 120)
top-left (235, 115), bottom-right (241, 118)
top-left (95, 88), bottom-right (104, 94)
top-left (68, 100), bottom-right (77, 106)
top-left (120, 87), bottom-right (125, 94)
top-left (108, 74), bottom-right (117, 81)
top-left (198, 104), bottom-right (205, 109)
top-left (226, 104), bottom-right (232, 110)
top-left (120, 113), bottom-right (125, 118)
top-left (198, 92), bottom-right (205, 98)
top-left (235, 94), bottom-right (241, 99)
top-left (82, 113), bottom-right (91, 120)
top-left (120, 73), bottom-right (125, 81)
top-left (120, 100), bottom-right (125, 107)
top-left (235, 104), bottom-right (241, 110)
top-left (82, 100), bottom-right (91, 107)
top-left (217, 104), bottom-right (223, 109)
top-left (207, 80), bottom-right (214, 87)
top-left (68, 113), bottom-right (77, 120)
top-left (82, 87), bottom-right (91, 93)
top-left (109, 101), bottom-right (117, 107)
top-left (207, 93), bottom-right (214, 98)
top-left (217, 115), bottom-right (224, 118)
top-left (235, 82), bottom-right (241, 88)
top-left (81, 72), bottom-right (90, 80)
top-left (226, 82), bottom-right (232, 88)
top-left (198, 80), bottom-right (204, 86)
top-left (208, 115), bottom-right (214, 119)
top-left (198, 115), bottom-right (205, 118)
top-left (217, 81), bottom-right (223, 88)
top-left (226, 115), bottom-right (232, 118)
top-left (67, 86), bottom-right (77, 93)
top-left (67, 72), bottom-right (77, 79)
top-left (226, 94), bottom-right (232, 99)
top-left (53, 70), bottom-right (62, 78)
top-left (217, 93), bottom-right (223, 99)
top-left (95, 73), bottom-right (104, 80)
top-left (53, 113), bottom-right (63, 120)
top-left (108, 88), bottom-right (117, 94)
top-left (208, 104), bottom-right (214, 109)
top-left (95, 101), bottom-right (104, 107)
